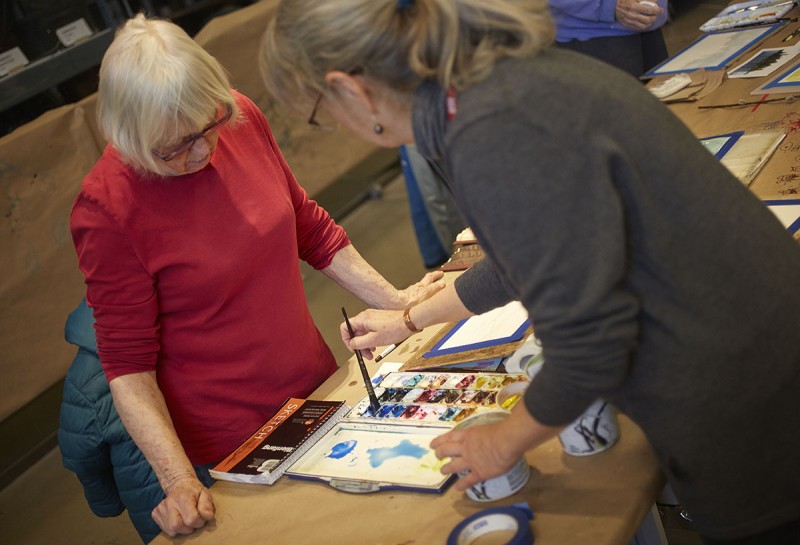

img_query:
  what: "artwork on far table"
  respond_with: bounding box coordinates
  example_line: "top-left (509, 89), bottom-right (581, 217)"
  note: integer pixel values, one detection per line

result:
top-left (728, 44), bottom-right (800, 78)
top-left (700, 130), bottom-right (786, 186)
top-left (699, 0), bottom-right (797, 33)
top-left (699, 131), bottom-right (744, 159)
top-left (752, 58), bottom-right (800, 94)
top-left (644, 23), bottom-right (784, 77)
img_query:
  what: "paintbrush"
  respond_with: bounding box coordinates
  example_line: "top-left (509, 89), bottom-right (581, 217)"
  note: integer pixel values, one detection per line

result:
top-left (341, 307), bottom-right (381, 413)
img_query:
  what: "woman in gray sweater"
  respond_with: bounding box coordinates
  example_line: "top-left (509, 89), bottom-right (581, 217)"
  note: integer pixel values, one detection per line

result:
top-left (261, 1), bottom-right (800, 543)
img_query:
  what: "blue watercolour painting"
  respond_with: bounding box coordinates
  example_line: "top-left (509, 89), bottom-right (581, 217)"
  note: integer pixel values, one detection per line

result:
top-left (367, 439), bottom-right (428, 468)
top-left (287, 423), bottom-right (448, 488)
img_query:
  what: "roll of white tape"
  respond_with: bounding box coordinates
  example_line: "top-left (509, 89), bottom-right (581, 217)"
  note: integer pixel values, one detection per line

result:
top-left (504, 336), bottom-right (543, 378)
top-left (447, 503), bottom-right (534, 545)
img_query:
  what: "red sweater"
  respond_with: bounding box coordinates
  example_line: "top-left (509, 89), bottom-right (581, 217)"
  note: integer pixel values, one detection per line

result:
top-left (71, 92), bottom-right (348, 464)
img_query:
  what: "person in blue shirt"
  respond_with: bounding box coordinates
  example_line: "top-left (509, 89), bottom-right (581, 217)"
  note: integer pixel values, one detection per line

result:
top-left (551, 0), bottom-right (669, 76)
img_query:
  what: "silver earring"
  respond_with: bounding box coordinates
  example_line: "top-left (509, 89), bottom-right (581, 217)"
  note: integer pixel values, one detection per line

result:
top-left (371, 114), bottom-right (384, 135)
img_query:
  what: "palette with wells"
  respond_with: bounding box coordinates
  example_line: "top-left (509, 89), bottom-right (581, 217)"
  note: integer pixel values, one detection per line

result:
top-left (347, 371), bottom-right (529, 427)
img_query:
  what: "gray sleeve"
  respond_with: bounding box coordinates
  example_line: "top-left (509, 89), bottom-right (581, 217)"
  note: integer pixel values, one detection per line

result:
top-left (448, 112), bottom-right (639, 425)
top-left (454, 259), bottom-right (515, 314)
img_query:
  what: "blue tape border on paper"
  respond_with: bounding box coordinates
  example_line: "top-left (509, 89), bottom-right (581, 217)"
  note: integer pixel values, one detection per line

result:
top-left (422, 317), bottom-right (531, 358)
top-left (447, 503), bottom-right (534, 545)
top-left (643, 22), bottom-right (786, 77)
top-left (700, 130), bottom-right (745, 159)
top-left (761, 59), bottom-right (800, 89)
top-left (763, 198), bottom-right (800, 234)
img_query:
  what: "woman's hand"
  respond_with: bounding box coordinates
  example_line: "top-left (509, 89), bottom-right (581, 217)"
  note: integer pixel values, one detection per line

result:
top-left (431, 419), bottom-right (524, 490)
top-left (151, 474), bottom-right (216, 537)
top-left (396, 271), bottom-right (446, 308)
top-left (431, 403), bottom-right (563, 489)
top-left (615, 0), bottom-right (663, 31)
top-left (340, 308), bottom-right (410, 359)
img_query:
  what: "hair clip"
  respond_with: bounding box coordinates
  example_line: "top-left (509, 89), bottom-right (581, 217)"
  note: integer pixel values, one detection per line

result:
top-left (397, 0), bottom-right (414, 10)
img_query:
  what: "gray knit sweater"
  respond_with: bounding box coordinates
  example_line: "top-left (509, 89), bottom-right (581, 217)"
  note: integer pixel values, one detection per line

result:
top-left (413, 47), bottom-right (800, 539)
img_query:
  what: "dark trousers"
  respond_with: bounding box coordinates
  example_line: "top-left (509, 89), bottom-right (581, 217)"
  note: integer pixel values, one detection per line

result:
top-left (557, 28), bottom-right (669, 78)
top-left (702, 518), bottom-right (800, 545)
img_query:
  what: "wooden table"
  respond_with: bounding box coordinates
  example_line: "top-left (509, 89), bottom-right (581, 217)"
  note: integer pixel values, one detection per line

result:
top-left (151, 14), bottom-right (800, 544)
top-left (653, 9), bottom-right (800, 200)
top-left (151, 317), bottom-right (663, 544)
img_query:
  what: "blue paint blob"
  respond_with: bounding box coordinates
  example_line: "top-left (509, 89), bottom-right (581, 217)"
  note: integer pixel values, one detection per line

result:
top-left (366, 439), bottom-right (427, 468)
top-left (327, 440), bottom-right (357, 459)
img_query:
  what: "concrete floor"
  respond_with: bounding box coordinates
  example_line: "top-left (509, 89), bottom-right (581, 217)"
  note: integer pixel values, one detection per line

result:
top-left (0, 2), bottom-right (729, 543)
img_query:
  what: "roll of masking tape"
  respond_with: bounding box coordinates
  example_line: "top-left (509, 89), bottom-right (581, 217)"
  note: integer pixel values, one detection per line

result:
top-left (447, 503), bottom-right (534, 545)
top-left (504, 335), bottom-right (544, 378)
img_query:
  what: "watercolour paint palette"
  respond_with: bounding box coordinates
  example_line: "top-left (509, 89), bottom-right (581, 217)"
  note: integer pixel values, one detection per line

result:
top-left (346, 371), bottom-right (529, 426)
top-left (284, 371), bottom-right (529, 493)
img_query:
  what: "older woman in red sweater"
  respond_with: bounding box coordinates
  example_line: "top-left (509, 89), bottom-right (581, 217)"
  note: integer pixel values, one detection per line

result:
top-left (70, 14), bottom-right (443, 539)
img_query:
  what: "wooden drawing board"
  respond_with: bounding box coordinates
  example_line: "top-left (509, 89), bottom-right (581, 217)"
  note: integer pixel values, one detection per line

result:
top-left (399, 323), bottom-right (533, 372)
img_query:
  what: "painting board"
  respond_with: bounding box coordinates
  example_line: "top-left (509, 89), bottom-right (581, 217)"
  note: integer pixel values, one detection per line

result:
top-left (728, 131), bottom-right (784, 185)
top-left (285, 422), bottom-right (454, 492)
top-left (422, 357), bottom-right (505, 372)
top-left (643, 23), bottom-right (783, 77)
top-left (399, 323), bottom-right (531, 372)
top-left (423, 301), bottom-right (530, 358)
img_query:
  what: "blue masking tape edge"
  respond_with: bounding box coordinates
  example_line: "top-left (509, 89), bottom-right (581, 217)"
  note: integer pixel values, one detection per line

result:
top-left (447, 504), bottom-right (534, 545)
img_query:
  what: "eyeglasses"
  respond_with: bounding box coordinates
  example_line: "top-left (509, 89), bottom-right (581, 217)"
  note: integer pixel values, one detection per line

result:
top-left (307, 93), bottom-right (323, 128)
top-left (152, 104), bottom-right (233, 162)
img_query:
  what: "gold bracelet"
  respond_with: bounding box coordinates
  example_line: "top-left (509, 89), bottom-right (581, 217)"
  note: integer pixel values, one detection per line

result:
top-left (403, 307), bottom-right (421, 333)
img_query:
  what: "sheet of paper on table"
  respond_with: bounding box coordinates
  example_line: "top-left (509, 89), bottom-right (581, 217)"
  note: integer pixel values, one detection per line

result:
top-left (764, 198), bottom-right (800, 234)
top-left (423, 301), bottom-right (530, 358)
top-left (728, 44), bottom-right (800, 78)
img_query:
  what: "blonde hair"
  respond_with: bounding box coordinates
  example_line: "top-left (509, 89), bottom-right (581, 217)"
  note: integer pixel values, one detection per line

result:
top-left (97, 14), bottom-right (238, 175)
top-left (261, 0), bottom-right (554, 110)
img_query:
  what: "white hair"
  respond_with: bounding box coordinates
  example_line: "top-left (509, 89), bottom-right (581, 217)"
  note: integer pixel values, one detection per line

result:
top-left (97, 14), bottom-right (238, 175)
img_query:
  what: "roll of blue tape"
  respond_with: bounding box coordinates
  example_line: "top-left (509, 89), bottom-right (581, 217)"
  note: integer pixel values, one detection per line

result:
top-left (447, 503), bottom-right (534, 545)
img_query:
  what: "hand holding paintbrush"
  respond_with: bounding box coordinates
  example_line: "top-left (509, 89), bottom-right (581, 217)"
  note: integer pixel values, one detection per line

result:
top-left (341, 307), bottom-right (381, 413)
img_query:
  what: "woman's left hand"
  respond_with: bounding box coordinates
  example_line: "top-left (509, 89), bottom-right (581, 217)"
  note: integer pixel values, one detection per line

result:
top-left (397, 271), bottom-right (446, 308)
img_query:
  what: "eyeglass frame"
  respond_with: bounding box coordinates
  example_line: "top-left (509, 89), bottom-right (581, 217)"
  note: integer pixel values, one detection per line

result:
top-left (307, 68), bottom-right (364, 128)
top-left (152, 104), bottom-right (233, 162)
top-left (307, 93), bottom-right (324, 128)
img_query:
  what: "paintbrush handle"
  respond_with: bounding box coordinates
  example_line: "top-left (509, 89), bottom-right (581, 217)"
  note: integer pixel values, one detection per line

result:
top-left (341, 307), bottom-right (381, 409)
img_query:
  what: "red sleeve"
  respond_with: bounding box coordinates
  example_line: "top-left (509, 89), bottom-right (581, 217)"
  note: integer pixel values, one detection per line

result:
top-left (70, 192), bottom-right (160, 381)
top-left (236, 93), bottom-right (351, 269)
